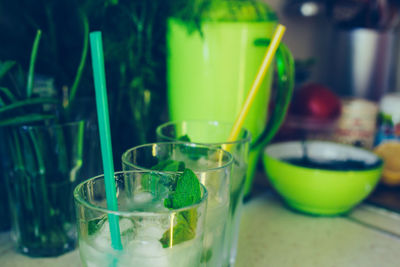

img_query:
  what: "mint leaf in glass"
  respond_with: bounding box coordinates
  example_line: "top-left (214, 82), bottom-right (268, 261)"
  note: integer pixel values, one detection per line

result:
top-left (159, 212), bottom-right (196, 248)
top-left (160, 168), bottom-right (202, 247)
top-left (144, 159), bottom-right (186, 192)
top-left (151, 159), bottom-right (185, 172)
top-left (164, 169), bottom-right (201, 209)
top-left (87, 215), bottom-right (107, 235)
top-left (178, 134), bottom-right (191, 142)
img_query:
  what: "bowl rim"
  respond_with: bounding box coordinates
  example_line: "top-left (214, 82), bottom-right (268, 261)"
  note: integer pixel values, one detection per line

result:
top-left (263, 140), bottom-right (384, 173)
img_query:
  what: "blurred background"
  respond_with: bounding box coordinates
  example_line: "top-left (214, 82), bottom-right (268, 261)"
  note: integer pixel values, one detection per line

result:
top-left (0, 0), bottom-right (400, 226)
top-left (264, 0), bottom-right (400, 213)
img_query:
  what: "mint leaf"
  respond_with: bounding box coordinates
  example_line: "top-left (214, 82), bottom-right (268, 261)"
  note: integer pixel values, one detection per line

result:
top-left (178, 134), bottom-right (191, 142)
top-left (151, 159), bottom-right (185, 172)
top-left (141, 172), bottom-right (161, 193)
top-left (201, 248), bottom-right (213, 263)
top-left (177, 134), bottom-right (210, 161)
top-left (159, 211), bottom-right (196, 248)
top-left (179, 145), bottom-right (209, 161)
top-left (164, 168), bottom-right (201, 209)
top-left (162, 161), bottom-right (185, 172)
top-left (177, 134), bottom-right (209, 160)
top-left (87, 215), bottom-right (107, 235)
top-left (146, 160), bottom-right (185, 192)
top-left (160, 168), bottom-right (202, 248)
top-left (150, 159), bottom-right (174, 170)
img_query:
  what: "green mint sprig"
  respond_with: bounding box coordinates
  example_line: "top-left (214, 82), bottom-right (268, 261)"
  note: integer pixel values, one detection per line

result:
top-left (147, 150), bottom-right (202, 248)
top-left (160, 168), bottom-right (202, 248)
top-left (142, 159), bottom-right (186, 193)
top-left (151, 159), bottom-right (185, 173)
top-left (177, 134), bottom-right (210, 161)
top-left (163, 168), bottom-right (201, 209)
top-left (178, 134), bottom-right (191, 142)
top-left (87, 215), bottom-right (107, 235)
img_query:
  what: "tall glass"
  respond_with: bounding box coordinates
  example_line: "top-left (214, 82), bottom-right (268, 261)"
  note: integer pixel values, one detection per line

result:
top-left (156, 121), bottom-right (251, 266)
top-left (74, 170), bottom-right (208, 267)
top-left (122, 143), bottom-right (233, 267)
top-left (1, 120), bottom-right (88, 256)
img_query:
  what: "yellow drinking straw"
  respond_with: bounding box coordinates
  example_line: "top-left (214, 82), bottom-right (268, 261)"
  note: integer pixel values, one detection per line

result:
top-left (224, 24), bottom-right (286, 151)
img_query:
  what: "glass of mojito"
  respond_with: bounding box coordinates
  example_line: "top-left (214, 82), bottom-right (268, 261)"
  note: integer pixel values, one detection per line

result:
top-left (122, 142), bottom-right (233, 267)
top-left (156, 121), bottom-right (251, 266)
top-left (74, 170), bottom-right (208, 267)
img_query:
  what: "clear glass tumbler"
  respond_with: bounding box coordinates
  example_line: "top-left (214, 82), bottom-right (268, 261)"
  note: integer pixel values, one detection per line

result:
top-left (156, 121), bottom-right (251, 266)
top-left (122, 142), bottom-right (233, 267)
top-left (74, 170), bottom-right (208, 267)
top-left (2, 120), bottom-right (87, 256)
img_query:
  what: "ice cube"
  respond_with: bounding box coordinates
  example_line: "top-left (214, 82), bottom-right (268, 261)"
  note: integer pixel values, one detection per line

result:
top-left (79, 239), bottom-right (119, 267)
top-left (133, 192), bottom-right (153, 204)
top-left (91, 218), bottom-right (134, 250)
top-left (121, 236), bottom-right (169, 267)
top-left (136, 225), bottom-right (165, 239)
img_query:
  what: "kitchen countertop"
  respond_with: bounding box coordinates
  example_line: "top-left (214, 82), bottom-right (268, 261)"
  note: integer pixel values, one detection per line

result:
top-left (236, 193), bottom-right (400, 267)
top-left (1, 192), bottom-right (400, 267)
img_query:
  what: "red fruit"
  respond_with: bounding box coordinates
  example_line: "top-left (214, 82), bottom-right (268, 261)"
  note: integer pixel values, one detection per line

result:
top-left (395, 123), bottom-right (400, 136)
top-left (292, 83), bottom-right (341, 119)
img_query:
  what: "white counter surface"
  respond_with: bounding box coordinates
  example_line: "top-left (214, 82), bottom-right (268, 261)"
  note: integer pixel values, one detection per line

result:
top-left (1, 193), bottom-right (400, 267)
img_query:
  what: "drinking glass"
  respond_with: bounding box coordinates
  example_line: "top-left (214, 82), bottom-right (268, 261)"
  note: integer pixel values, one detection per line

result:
top-left (1, 120), bottom-right (87, 256)
top-left (74, 170), bottom-right (208, 267)
top-left (156, 120), bottom-right (251, 266)
top-left (122, 142), bottom-right (233, 267)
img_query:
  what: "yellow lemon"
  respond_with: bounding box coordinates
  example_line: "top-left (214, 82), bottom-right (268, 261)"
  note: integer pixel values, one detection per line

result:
top-left (374, 142), bottom-right (400, 185)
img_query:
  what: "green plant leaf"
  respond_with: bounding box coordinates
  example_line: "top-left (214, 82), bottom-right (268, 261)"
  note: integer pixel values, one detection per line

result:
top-left (108, 0), bottom-right (119, 5)
top-left (0, 98), bottom-right (58, 115)
top-left (0, 61), bottom-right (16, 81)
top-left (169, 0), bottom-right (277, 34)
top-left (0, 114), bottom-right (55, 127)
top-left (27, 30), bottom-right (42, 98)
top-left (68, 9), bottom-right (89, 106)
top-left (0, 87), bottom-right (18, 103)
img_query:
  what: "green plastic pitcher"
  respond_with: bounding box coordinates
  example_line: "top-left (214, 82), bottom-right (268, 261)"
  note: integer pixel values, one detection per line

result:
top-left (166, 1), bottom-right (294, 196)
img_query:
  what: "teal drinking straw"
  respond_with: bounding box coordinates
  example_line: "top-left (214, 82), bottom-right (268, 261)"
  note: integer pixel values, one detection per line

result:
top-left (89, 31), bottom-right (122, 250)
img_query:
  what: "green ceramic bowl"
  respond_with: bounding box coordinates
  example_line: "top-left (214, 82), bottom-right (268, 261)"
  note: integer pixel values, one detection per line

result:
top-left (263, 141), bottom-right (383, 216)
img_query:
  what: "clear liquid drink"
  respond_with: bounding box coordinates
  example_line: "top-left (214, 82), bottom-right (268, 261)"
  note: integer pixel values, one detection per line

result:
top-left (74, 170), bottom-right (208, 267)
top-left (122, 142), bottom-right (233, 267)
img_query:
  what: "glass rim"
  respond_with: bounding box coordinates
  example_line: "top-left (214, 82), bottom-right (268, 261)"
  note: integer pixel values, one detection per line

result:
top-left (73, 170), bottom-right (208, 217)
top-left (156, 120), bottom-right (252, 146)
top-left (121, 141), bottom-right (234, 172)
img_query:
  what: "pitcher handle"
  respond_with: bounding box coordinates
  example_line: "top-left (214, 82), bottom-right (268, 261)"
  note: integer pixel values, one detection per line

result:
top-left (251, 43), bottom-right (295, 150)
